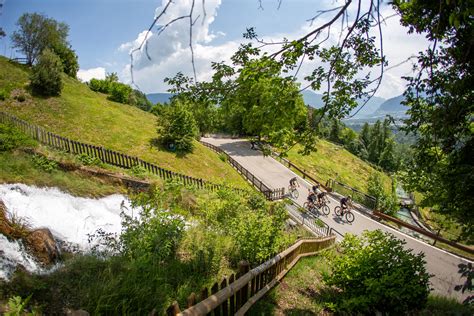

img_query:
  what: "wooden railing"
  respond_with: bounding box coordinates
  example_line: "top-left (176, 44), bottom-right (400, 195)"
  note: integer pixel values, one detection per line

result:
top-left (0, 111), bottom-right (247, 195)
top-left (329, 179), bottom-right (378, 210)
top-left (166, 236), bottom-right (336, 315)
top-left (201, 141), bottom-right (285, 201)
top-left (270, 152), bottom-right (332, 192)
top-left (374, 211), bottom-right (474, 255)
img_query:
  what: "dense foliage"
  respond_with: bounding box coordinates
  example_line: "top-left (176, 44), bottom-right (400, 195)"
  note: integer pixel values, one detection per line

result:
top-left (393, 0), bottom-right (474, 237)
top-left (88, 73), bottom-right (152, 111)
top-left (165, 45), bottom-right (314, 155)
top-left (11, 13), bottom-right (78, 78)
top-left (30, 48), bottom-right (63, 96)
top-left (0, 123), bottom-right (35, 152)
top-left (1, 182), bottom-right (297, 314)
top-left (156, 101), bottom-right (199, 153)
top-left (367, 172), bottom-right (398, 215)
top-left (323, 230), bottom-right (431, 314)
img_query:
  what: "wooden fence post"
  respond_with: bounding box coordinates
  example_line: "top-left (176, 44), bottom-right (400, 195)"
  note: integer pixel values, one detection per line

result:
top-left (237, 260), bottom-right (250, 310)
top-left (166, 301), bottom-right (181, 316)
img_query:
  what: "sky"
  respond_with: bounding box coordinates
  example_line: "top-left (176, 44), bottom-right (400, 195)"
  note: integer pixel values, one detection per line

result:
top-left (0, 0), bottom-right (430, 99)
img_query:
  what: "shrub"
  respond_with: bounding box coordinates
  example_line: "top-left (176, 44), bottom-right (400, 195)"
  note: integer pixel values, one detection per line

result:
top-left (0, 89), bottom-right (8, 101)
top-left (156, 101), bottom-right (199, 153)
top-left (32, 155), bottom-right (57, 172)
top-left (108, 82), bottom-right (132, 104)
top-left (30, 48), bottom-right (63, 96)
top-left (76, 153), bottom-right (102, 166)
top-left (88, 78), bottom-right (109, 93)
top-left (0, 123), bottom-right (35, 151)
top-left (130, 164), bottom-right (147, 178)
top-left (323, 230), bottom-right (431, 314)
top-left (14, 94), bottom-right (26, 102)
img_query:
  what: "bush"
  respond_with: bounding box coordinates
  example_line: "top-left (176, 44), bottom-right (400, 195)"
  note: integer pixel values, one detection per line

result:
top-left (156, 102), bottom-right (199, 153)
top-left (0, 123), bottom-right (35, 151)
top-left (0, 89), bottom-right (8, 101)
top-left (130, 164), bottom-right (147, 178)
top-left (323, 230), bottom-right (431, 314)
top-left (108, 82), bottom-right (132, 104)
top-left (32, 155), bottom-right (57, 172)
top-left (88, 78), bottom-right (110, 93)
top-left (30, 48), bottom-right (63, 96)
top-left (76, 153), bottom-right (102, 166)
top-left (14, 94), bottom-right (26, 102)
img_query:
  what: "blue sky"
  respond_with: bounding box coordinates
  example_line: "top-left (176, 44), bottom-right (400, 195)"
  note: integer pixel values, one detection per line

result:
top-left (0, 0), bottom-right (429, 98)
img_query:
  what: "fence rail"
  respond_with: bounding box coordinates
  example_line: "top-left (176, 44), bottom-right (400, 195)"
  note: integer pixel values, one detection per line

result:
top-left (328, 179), bottom-right (378, 210)
top-left (270, 152), bottom-right (332, 192)
top-left (200, 141), bottom-right (285, 201)
top-left (0, 111), bottom-right (247, 195)
top-left (167, 236), bottom-right (336, 315)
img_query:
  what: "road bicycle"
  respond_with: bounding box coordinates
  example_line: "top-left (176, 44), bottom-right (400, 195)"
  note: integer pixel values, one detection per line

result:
top-left (334, 205), bottom-right (355, 223)
top-left (303, 200), bottom-right (317, 213)
top-left (288, 185), bottom-right (299, 199)
top-left (315, 197), bottom-right (330, 216)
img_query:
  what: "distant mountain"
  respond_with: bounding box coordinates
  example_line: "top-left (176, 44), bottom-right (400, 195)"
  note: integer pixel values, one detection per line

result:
top-left (301, 90), bottom-right (324, 108)
top-left (372, 95), bottom-right (407, 118)
top-left (301, 90), bottom-right (385, 119)
top-left (146, 93), bottom-right (174, 105)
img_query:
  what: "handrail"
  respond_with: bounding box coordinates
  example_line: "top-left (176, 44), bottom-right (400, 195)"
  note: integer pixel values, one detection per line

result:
top-left (270, 151), bottom-right (333, 192)
top-left (0, 111), bottom-right (248, 195)
top-left (200, 140), bottom-right (285, 201)
top-left (374, 211), bottom-right (474, 255)
top-left (169, 236), bottom-right (336, 315)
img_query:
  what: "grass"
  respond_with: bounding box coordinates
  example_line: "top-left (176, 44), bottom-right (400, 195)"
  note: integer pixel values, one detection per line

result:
top-left (249, 253), bottom-right (333, 315)
top-left (285, 140), bottom-right (392, 193)
top-left (0, 149), bottom-right (125, 198)
top-left (0, 56), bottom-right (249, 189)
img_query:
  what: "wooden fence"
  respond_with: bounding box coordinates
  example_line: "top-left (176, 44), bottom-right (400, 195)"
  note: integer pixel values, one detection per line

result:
top-left (270, 152), bottom-right (333, 192)
top-left (200, 141), bottom-right (285, 201)
top-left (0, 111), bottom-right (247, 195)
top-left (167, 236), bottom-right (336, 315)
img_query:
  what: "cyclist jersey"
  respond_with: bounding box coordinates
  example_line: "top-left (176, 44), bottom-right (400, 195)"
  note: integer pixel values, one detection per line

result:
top-left (341, 197), bottom-right (349, 206)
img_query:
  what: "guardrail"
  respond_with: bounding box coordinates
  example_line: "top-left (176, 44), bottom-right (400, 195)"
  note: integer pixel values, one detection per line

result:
top-left (374, 211), bottom-right (474, 255)
top-left (270, 152), bottom-right (332, 192)
top-left (166, 236), bottom-right (336, 315)
top-left (328, 179), bottom-right (378, 210)
top-left (200, 141), bottom-right (285, 201)
top-left (0, 111), bottom-right (248, 195)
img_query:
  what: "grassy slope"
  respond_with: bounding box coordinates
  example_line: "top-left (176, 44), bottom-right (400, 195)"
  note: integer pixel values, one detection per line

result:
top-left (0, 150), bottom-right (125, 197)
top-left (286, 140), bottom-right (392, 193)
top-left (0, 57), bottom-right (248, 188)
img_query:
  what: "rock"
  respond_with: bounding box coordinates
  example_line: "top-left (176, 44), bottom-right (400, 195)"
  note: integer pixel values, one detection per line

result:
top-left (0, 200), bottom-right (15, 238)
top-left (25, 228), bottom-right (60, 266)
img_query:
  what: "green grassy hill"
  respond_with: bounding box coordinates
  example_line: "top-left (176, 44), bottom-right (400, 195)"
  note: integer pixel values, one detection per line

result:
top-left (0, 57), bottom-right (248, 188)
top-left (285, 140), bottom-right (392, 193)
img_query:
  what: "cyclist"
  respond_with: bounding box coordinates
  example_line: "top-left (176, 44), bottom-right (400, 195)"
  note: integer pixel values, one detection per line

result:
top-left (317, 191), bottom-right (327, 205)
top-left (289, 177), bottom-right (299, 189)
top-left (340, 196), bottom-right (353, 212)
top-left (312, 183), bottom-right (321, 195)
top-left (307, 189), bottom-right (317, 206)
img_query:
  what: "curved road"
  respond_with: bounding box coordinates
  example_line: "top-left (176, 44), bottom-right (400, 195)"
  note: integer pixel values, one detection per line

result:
top-left (202, 137), bottom-right (472, 302)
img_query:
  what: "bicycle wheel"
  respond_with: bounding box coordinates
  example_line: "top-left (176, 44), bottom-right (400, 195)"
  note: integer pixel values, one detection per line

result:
top-left (321, 205), bottom-right (330, 215)
top-left (334, 206), bottom-right (342, 216)
top-left (292, 189), bottom-right (299, 199)
top-left (345, 211), bottom-right (355, 223)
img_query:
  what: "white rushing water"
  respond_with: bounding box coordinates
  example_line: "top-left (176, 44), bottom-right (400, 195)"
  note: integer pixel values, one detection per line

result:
top-left (0, 183), bottom-right (136, 280)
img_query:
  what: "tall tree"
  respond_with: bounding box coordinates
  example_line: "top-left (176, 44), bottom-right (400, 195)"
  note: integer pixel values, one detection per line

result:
top-left (394, 0), bottom-right (474, 235)
top-left (11, 13), bottom-right (69, 66)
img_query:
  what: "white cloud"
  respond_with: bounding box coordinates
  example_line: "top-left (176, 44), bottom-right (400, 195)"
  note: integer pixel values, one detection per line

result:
top-left (118, 0), bottom-right (430, 98)
top-left (77, 67), bottom-right (106, 82)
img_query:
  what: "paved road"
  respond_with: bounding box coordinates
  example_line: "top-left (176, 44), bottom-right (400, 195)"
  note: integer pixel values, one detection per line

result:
top-left (202, 137), bottom-right (472, 302)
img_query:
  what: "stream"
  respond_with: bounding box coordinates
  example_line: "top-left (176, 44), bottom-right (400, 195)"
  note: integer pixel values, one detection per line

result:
top-left (0, 183), bottom-right (136, 280)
